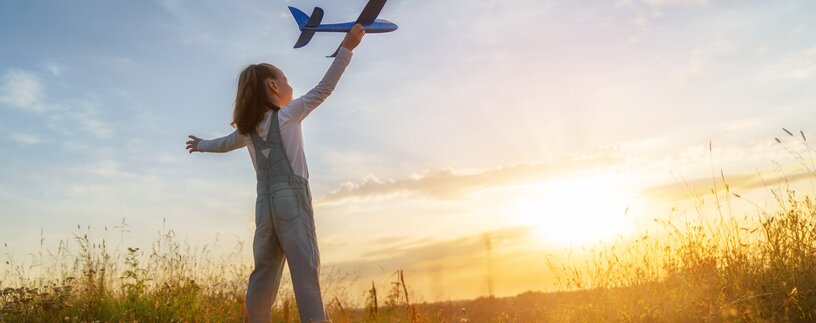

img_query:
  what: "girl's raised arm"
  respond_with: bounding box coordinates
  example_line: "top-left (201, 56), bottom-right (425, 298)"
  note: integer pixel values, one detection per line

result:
top-left (283, 23), bottom-right (365, 122)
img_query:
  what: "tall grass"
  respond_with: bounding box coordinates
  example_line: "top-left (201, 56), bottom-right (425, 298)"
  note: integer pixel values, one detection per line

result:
top-left (541, 189), bottom-right (815, 322)
top-left (2, 129), bottom-right (816, 322)
top-left (542, 129), bottom-right (816, 322)
top-left (1, 221), bottom-right (254, 321)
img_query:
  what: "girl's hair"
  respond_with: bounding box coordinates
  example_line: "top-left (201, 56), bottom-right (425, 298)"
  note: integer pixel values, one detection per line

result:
top-left (231, 63), bottom-right (283, 135)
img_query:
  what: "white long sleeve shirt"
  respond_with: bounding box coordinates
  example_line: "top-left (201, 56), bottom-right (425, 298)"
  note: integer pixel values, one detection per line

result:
top-left (197, 47), bottom-right (353, 180)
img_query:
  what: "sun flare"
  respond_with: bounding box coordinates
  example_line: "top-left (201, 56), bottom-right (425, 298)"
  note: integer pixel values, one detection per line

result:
top-left (511, 174), bottom-right (638, 246)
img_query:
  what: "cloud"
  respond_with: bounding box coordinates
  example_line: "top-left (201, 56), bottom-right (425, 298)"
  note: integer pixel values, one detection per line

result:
top-left (618, 0), bottom-right (713, 30)
top-left (81, 159), bottom-right (126, 178)
top-left (672, 37), bottom-right (741, 81)
top-left (619, 0), bottom-right (711, 7)
top-left (0, 69), bottom-right (113, 139)
top-left (639, 169), bottom-right (813, 201)
top-left (154, 0), bottom-right (289, 59)
top-left (45, 63), bottom-right (63, 77)
top-left (0, 70), bottom-right (46, 113)
top-left (360, 226), bottom-right (536, 260)
top-left (326, 225), bottom-right (538, 278)
top-left (319, 154), bottom-right (623, 204)
top-left (66, 98), bottom-right (114, 138)
top-left (9, 133), bottom-right (42, 145)
top-left (642, 0), bottom-right (710, 6)
top-left (774, 46), bottom-right (816, 80)
top-left (323, 226), bottom-right (564, 300)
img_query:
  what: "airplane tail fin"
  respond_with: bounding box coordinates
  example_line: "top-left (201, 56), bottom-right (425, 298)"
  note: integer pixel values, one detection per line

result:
top-left (288, 6), bottom-right (310, 28)
top-left (289, 6), bottom-right (324, 48)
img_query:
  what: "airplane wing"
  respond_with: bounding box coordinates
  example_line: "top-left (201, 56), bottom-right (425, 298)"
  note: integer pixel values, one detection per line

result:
top-left (355, 0), bottom-right (387, 25)
top-left (328, 0), bottom-right (388, 57)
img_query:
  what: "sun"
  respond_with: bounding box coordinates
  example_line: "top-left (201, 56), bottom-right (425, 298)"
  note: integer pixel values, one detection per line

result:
top-left (510, 174), bottom-right (638, 246)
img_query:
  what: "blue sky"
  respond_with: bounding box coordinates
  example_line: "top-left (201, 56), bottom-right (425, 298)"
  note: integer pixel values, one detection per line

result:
top-left (2, 0), bottom-right (816, 301)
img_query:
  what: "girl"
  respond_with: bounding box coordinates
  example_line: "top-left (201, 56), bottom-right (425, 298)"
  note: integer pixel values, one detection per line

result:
top-left (186, 24), bottom-right (365, 323)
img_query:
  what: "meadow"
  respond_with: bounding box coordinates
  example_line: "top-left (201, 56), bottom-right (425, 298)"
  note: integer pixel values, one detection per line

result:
top-left (2, 130), bottom-right (815, 322)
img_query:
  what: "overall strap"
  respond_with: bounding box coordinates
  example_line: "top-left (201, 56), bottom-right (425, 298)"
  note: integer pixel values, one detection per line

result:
top-left (252, 108), bottom-right (296, 186)
top-left (266, 109), bottom-right (278, 143)
top-left (267, 109), bottom-right (296, 178)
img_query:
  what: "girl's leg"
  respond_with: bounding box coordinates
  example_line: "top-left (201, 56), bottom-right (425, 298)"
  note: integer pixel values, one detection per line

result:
top-left (246, 195), bottom-right (287, 322)
top-left (271, 188), bottom-right (331, 323)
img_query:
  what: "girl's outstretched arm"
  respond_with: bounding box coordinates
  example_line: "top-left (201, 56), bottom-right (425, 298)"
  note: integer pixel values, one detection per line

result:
top-left (186, 130), bottom-right (247, 153)
top-left (282, 23), bottom-right (365, 122)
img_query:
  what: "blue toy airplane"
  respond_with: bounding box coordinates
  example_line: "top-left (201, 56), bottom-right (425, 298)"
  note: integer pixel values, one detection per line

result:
top-left (288, 0), bottom-right (398, 57)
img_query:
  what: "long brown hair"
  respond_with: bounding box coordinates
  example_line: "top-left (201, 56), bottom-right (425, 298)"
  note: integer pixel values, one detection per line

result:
top-left (231, 63), bottom-right (283, 135)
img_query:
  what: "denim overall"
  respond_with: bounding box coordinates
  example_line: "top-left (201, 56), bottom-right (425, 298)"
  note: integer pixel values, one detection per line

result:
top-left (245, 108), bottom-right (330, 323)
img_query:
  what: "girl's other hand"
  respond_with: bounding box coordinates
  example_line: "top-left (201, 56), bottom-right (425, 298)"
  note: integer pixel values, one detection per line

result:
top-left (342, 23), bottom-right (365, 51)
top-left (186, 135), bottom-right (201, 153)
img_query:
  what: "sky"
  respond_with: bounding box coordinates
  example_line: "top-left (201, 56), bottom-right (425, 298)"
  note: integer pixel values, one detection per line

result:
top-left (2, 0), bottom-right (816, 302)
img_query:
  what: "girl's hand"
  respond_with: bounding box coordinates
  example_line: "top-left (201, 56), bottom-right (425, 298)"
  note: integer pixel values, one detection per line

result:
top-left (342, 23), bottom-right (365, 51)
top-left (186, 135), bottom-right (201, 153)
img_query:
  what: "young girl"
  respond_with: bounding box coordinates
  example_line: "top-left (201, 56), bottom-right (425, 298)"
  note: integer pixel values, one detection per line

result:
top-left (186, 24), bottom-right (365, 323)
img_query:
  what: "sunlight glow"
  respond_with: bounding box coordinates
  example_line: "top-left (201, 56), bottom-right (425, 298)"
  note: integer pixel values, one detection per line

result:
top-left (511, 174), bottom-right (638, 246)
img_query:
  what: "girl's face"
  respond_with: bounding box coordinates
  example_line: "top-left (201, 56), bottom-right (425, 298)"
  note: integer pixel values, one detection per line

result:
top-left (264, 67), bottom-right (293, 107)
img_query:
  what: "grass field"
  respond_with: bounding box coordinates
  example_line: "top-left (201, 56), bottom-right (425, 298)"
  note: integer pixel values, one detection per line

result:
top-left (2, 133), bottom-right (815, 322)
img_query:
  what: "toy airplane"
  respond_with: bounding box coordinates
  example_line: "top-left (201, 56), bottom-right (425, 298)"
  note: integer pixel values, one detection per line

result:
top-left (288, 0), bottom-right (398, 58)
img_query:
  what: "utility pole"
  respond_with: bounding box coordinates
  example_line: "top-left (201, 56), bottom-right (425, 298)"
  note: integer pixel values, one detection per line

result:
top-left (483, 233), bottom-right (494, 298)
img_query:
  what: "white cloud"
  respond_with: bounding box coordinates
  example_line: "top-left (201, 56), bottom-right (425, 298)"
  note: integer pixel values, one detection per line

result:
top-left (84, 159), bottom-right (125, 178)
top-left (68, 98), bottom-right (114, 139)
top-left (618, 0), bottom-right (710, 29)
top-left (628, 8), bottom-right (664, 29)
top-left (644, 0), bottom-right (709, 5)
top-left (620, 0), bottom-right (710, 7)
top-left (320, 154), bottom-right (623, 204)
top-left (672, 37), bottom-right (740, 81)
top-left (45, 63), bottom-right (63, 77)
top-left (154, 0), bottom-right (289, 59)
top-left (756, 46), bottom-right (816, 82)
top-left (0, 70), bottom-right (46, 113)
top-left (777, 47), bottom-right (816, 80)
top-left (10, 133), bottom-right (42, 145)
top-left (0, 69), bottom-right (113, 139)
